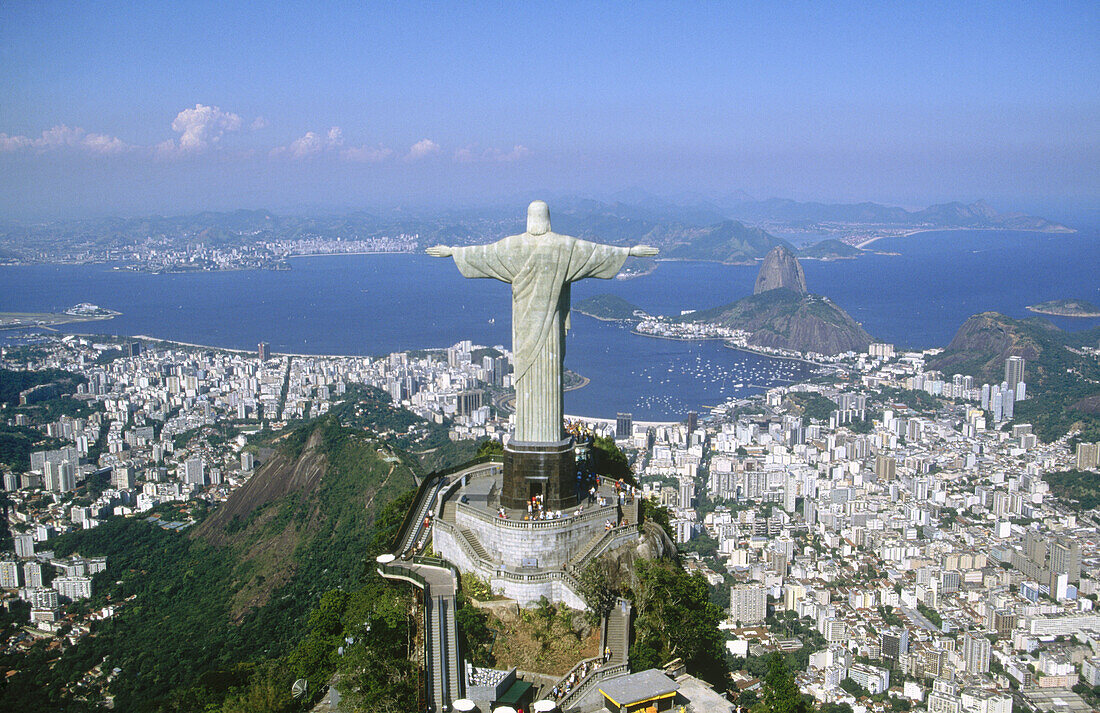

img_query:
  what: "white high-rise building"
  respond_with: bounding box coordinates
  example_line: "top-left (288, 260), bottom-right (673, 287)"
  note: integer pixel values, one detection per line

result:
top-left (1005, 356), bottom-right (1025, 392)
top-left (23, 561), bottom-right (43, 588)
top-left (0, 561), bottom-right (20, 588)
top-left (961, 633), bottom-right (991, 674)
top-left (730, 583), bottom-right (767, 625)
top-left (183, 458), bottom-right (205, 486)
top-left (29, 587), bottom-right (59, 609)
top-left (58, 460), bottom-right (76, 493)
top-left (14, 533), bottom-right (34, 558)
top-left (111, 465), bottom-right (134, 490)
top-left (54, 576), bottom-right (93, 601)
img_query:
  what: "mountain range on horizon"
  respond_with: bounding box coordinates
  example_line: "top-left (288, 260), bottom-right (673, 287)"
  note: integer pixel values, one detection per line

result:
top-left (0, 193), bottom-right (1074, 265)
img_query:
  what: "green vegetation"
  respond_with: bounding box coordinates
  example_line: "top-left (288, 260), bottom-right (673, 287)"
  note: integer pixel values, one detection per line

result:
top-left (798, 239), bottom-right (863, 260)
top-left (663, 220), bottom-right (790, 263)
top-left (783, 392), bottom-right (837, 422)
top-left (840, 677), bottom-right (870, 698)
top-left (760, 652), bottom-right (812, 713)
top-left (877, 387), bottom-right (942, 414)
top-left (1027, 299), bottom-right (1100, 318)
top-left (475, 438), bottom-right (504, 457)
top-left (917, 602), bottom-right (943, 629)
top-left (640, 498), bottom-right (672, 535)
top-left (1043, 470), bottom-right (1100, 511)
top-left (0, 425), bottom-right (67, 472)
top-left (0, 400), bottom-right (429, 712)
top-left (591, 435), bottom-right (634, 481)
top-left (0, 367), bottom-right (97, 423)
top-left (879, 605), bottom-right (904, 628)
top-left (684, 288), bottom-right (873, 355)
top-left (573, 294), bottom-right (647, 321)
top-left (762, 611), bottom-right (828, 673)
top-left (628, 559), bottom-right (728, 689)
top-left (0, 367), bottom-right (86, 406)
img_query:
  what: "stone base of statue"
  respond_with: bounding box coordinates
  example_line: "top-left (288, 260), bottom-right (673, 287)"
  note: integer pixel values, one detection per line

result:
top-left (430, 459), bottom-right (641, 609)
top-left (502, 438), bottom-right (578, 511)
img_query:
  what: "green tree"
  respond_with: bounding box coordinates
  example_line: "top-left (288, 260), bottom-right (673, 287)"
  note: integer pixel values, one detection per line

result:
top-left (761, 653), bottom-right (810, 713)
top-left (475, 438), bottom-right (504, 457)
top-left (627, 560), bottom-right (728, 690)
top-left (592, 435), bottom-right (633, 481)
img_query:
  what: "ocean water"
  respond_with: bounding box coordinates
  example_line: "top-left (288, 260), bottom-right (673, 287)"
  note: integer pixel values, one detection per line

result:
top-left (1, 230), bottom-right (1096, 420)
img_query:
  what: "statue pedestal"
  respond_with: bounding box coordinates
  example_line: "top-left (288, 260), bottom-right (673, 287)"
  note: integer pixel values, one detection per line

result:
top-left (502, 438), bottom-right (578, 510)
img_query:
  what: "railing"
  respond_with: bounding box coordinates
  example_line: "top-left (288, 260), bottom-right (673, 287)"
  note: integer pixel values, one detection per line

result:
top-left (391, 455), bottom-right (503, 553)
top-left (567, 524), bottom-right (638, 574)
top-left (456, 498), bottom-right (621, 531)
top-left (432, 522), bottom-right (585, 593)
top-left (378, 558), bottom-right (465, 711)
top-left (558, 662), bottom-right (630, 711)
top-left (550, 656), bottom-right (602, 702)
top-left (377, 559), bottom-right (430, 590)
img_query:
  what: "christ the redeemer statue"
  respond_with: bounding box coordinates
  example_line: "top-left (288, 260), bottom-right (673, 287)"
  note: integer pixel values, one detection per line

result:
top-left (428, 201), bottom-right (656, 509)
top-left (428, 201), bottom-right (657, 443)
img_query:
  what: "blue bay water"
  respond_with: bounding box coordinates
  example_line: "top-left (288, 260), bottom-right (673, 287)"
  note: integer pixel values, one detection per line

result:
top-left (1, 230), bottom-right (1097, 420)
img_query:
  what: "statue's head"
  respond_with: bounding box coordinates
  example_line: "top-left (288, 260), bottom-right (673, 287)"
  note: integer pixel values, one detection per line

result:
top-left (527, 200), bottom-right (551, 235)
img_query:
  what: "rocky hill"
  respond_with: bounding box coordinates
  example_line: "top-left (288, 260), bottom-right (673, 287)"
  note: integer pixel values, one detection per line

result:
top-left (661, 220), bottom-right (793, 263)
top-left (679, 245), bottom-right (871, 355)
top-left (194, 417), bottom-right (418, 622)
top-left (927, 312), bottom-right (1058, 383)
top-left (798, 239), bottom-right (864, 260)
top-left (754, 245), bottom-right (807, 294)
top-left (929, 312), bottom-right (1100, 443)
top-left (1026, 299), bottom-right (1100, 318)
top-left (686, 289), bottom-right (873, 355)
top-left (574, 294), bottom-right (649, 321)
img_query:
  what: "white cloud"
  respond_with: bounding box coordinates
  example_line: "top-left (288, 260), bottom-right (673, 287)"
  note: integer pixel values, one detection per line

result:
top-left (165, 104), bottom-right (243, 153)
top-left (272, 126), bottom-right (348, 159)
top-left (81, 132), bottom-right (129, 154)
top-left (286, 131), bottom-right (324, 158)
top-left (0, 133), bottom-right (33, 152)
top-left (250, 116), bottom-right (268, 130)
top-left (0, 125), bottom-right (130, 154)
top-left (492, 144), bottom-right (531, 162)
top-left (407, 138), bottom-right (441, 160)
top-left (340, 145), bottom-right (393, 163)
top-left (454, 144), bottom-right (531, 163)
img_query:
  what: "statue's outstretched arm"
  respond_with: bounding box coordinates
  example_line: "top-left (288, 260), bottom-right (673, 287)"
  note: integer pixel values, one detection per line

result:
top-left (426, 245), bottom-right (453, 257)
top-left (629, 245), bottom-right (659, 257)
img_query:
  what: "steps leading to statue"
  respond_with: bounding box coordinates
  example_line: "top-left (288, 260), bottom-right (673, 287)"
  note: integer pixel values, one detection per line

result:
top-left (605, 600), bottom-right (630, 664)
top-left (459, 527), bottom-right (491, 562)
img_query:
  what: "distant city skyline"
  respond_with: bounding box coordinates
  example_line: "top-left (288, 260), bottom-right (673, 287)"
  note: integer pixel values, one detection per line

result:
top-left (1, 2), bottom-right (1097, 219)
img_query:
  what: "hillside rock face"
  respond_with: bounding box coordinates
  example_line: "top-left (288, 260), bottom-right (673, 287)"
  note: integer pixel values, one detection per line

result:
top-left (929, 311), bottom-right (1056, 381)
top-left (662, 220), bottom-right (791, 263)
top-left (686, 289), bottom-right (872, 355)
top-left (754, 245), bottom-right (807, 295)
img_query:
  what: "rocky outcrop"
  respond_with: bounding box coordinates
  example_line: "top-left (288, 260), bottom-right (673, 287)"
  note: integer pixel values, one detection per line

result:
top-left (928, 311), bottom-right (1057, 382)
top-left (662, 220), bottom-right (792, 263)
top-left (754, 245), bottom-right (807, 294)
top-left (685, 289), bottom-right (873, 355)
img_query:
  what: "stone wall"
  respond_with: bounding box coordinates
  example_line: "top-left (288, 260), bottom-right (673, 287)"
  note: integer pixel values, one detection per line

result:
top-left (433, 521), bottom-right (587, 608)
top-left (457, 505), bottom-right (610, 570)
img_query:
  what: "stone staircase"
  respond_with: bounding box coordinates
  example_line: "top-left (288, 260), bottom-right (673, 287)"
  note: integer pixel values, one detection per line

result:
top-left (459, 527), bottom-right (491, 562)
top-left (604, 598), bottom-right (631, 664)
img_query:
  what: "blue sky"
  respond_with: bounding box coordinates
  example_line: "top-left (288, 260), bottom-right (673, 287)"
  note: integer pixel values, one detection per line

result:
top-left (1, 2), bottom-right (1097, 219)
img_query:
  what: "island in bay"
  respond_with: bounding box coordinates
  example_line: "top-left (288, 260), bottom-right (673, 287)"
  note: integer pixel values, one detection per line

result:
top-left (1026, 298), bottom-right (1100, 318)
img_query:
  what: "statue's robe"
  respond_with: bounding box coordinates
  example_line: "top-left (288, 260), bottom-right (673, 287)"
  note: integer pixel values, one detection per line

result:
top-left (450, 233), bottom-right (631, 443)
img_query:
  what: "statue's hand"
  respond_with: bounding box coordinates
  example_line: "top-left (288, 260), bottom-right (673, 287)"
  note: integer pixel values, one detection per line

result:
top-left (629, 245), bottom-right (659, 257)
top-left (426, 245), bottom-right (453, 257)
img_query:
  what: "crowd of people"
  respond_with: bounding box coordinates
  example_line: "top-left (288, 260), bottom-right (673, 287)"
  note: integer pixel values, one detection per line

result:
top-left (549, 654), bottom-right (606, 702)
